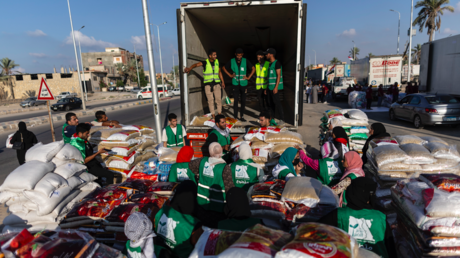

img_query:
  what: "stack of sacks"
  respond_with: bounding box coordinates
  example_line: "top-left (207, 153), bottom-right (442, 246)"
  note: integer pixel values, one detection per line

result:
top-left (392, 175), bottom-right (460, 257)
top-left (0, 141), bottom-right (100, 232)
top-left (60, 179), bottom-right (176, 245)
top-left (348, 91), bottom-right (367, 109)
top-left (190, 113), bottom-right (242, 129)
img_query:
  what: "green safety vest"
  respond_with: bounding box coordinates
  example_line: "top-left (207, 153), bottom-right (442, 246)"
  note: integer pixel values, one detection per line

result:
top-left (70, 136), bottom-right (86, 160)
top-left (255, 61), bottom-right (270, 90)
top-left (231, 58), bottom-right (248, 86)
top-left (337, 207), bottom-right (389, 258)
top-left (270, 119), bottom-right (278, 126)
top-left (62, 123), bottom-right (71, 144)
top-left (277, 169), bottom-right (296, 180)
top-left (166, 125), bottom-right (184, 147)
top-left (318, 158), bottom-right (344, 187)
top-left (208, 130), bottom-right (231, 147)
top-left (168, 162), bottom-right (196, 184)
top-left (203, 59), bottom-right (221, 84)
top-left (197, 157), bottom-right (227, 213)
top-left (125, 241), bottom-right (142, 258)
top-left (154, 205), bottom-right (200, 258)
top-left (230, 159), bottom-right (259, 192)
top-left (268, 60), bottom-right (284, 91)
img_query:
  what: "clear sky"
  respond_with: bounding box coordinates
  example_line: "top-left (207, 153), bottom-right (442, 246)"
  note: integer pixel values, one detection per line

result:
top-left (1, 0), bottom-right (459, 74)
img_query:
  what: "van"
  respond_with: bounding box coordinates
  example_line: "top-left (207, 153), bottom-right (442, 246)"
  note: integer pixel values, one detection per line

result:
top-left (137, 85), bottom-right (171, 100)
top-left (332, 77), bottom-right (356, 100)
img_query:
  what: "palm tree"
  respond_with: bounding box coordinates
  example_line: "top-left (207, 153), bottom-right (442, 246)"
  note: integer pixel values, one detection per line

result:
top-left (412, 0), bottom-right (455, 42)
top-left (367, 53), bottom-right (374, 58)
top-left (329, 57), bottom-right (341, 65)
top-left (349, 47), bottom-right (360, 59)
top-left (0, 58), bottom-right (20, 99)
top-left (411, 44), bottom-right (422, 64)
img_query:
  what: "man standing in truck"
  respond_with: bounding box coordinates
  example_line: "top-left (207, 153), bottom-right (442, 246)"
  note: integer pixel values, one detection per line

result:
top-left (184, 49), bottom-right (225, 119)
top-left (205, 114), bottom-right (232, 160)
top-left (265, 48), bottom-right (285, 125)
top-left (222, 48), bottom-right (255, 122)
top-left (255, 50), bottom-right (270, 112)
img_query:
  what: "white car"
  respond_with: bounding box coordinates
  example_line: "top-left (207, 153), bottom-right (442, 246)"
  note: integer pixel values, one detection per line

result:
top-left (56, 92), bottom-right (76, 99)
top-left (137, 86), bottom-right (171, 99)
top-left (171, 88), bottom-right (180, 96)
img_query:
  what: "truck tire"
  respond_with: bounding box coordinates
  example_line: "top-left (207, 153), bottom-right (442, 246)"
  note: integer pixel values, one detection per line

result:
top-left (413, 115), bottom-right (424, 129)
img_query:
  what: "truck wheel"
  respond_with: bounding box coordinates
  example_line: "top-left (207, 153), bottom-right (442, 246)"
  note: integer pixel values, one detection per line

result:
top-left (138, 96), bottom-right (143, 100)
top-left (389, 110), bottom-right (396, 121)
top-left (413, 115), bottom-right (424, 129)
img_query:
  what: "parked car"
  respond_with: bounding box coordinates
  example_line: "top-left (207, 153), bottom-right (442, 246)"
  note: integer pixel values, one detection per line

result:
top-left (51, 97), bottom-right (82, 112)
top-left (131, 87), bottom-right (140, 94)
top-left (117, 86), bottom-right (125, 92)
top-left (137, 86), bottom-right (171, 100)
top-left (20, 97), bottom-right (47, 108)
top-left (171, 88), bottom-right (180, 96)
top-left (56, 92), bottom-right (76, 100)
top-left (389, 93), bottom-right (460, 129)
top-left (108, 86), bottom-right (117, 92)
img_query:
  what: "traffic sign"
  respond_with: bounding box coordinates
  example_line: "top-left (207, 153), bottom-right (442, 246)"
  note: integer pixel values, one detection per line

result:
top-left (38, 77), bottom-right (54, 100)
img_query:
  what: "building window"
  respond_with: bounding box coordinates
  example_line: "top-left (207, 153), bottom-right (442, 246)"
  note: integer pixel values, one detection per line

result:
top-left (60, 74), bottom-right (73, 79)
top-left (97, 58), bottom-right (102, 64)
top-left (15, 75), bottom-right (23, 81)
top-left (46, 74), bottom-right (53, 79)
top-left (31, 74), bottom-right (38, 80)
top-left (93, 76), bottom-right (97, 81)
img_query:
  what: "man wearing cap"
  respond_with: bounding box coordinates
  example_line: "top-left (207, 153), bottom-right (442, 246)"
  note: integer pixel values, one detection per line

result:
top-left (184, 49), bottom-right (225, 119)
top-left (222, 48), bottom-right (255, 122)
top-left (265, 48), bottom-right (285, 125)
top-left (255, 50), bottom-right (270, 112)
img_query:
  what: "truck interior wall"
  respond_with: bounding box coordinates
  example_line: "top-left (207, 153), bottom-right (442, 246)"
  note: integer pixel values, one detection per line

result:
top-left (419, 43), bottom-right (430, 92)
top-left (183, 4), bottom-right (300, 125)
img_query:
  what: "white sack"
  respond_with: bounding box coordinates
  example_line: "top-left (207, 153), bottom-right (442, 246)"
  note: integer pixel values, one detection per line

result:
top-left (50, 189), bottom-right (81, 217)
top-left (0, 161), bottom-right (54, 193)
top-left (79, 182), bottom-right (100, 191)
top-left (0, 191), bottom-right (20, 204)
top-left (54, 162), bottom-right (87, 179)
top-left (2, 223), bottom-right (60, 234)
top-left (8, 202), bottom-right (30, 214)
top-left (33, 173), bottom-right (68, 197)
top-left (79, 172), bottom-right (98, 183)
top-left (52, 157), bottom-right (76, 167)
top-left (23, 185), bottom-right (73, 216)
top-left (3, 211), bottom-right (57, 225)
top-left (5, 195), bottom-right (28, 207)
top-left (55, 144), bottom-right (84, 162)
top-left (347, 109), bottom-right (368, 121)
top-left (25, 141), bottom-right (65, 163)
top-left (67, 176), bottom-right (84, 189)
top-left (6, 133), bottom-right (14, 149)
top-left (425, 190), bottom-right (460, 218)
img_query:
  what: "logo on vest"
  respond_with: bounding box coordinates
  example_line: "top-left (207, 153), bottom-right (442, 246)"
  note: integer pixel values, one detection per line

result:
top-left (158, 214), bottom-right (178, 244)
top-left (235, 165), bottom-right (250, 179)
top-left (326, 161), bottom-right (338, 175)
top-left (179, 135), bottom-right (182, 139)
top-left (177, 168), bottom-right (189, 181)
top-left (203, 162), bottom-right (214, 177)
top-left (348, 216), bottom-right (375, 243)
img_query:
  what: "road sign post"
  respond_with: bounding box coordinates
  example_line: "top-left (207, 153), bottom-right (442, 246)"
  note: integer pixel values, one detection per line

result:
top-left (38, 77), bottom-right (56, 142)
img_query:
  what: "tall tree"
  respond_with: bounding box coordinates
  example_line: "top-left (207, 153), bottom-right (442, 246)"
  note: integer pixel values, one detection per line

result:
top-left (329, 57), bottom-right (341, 65)
top-left (411, 44), bottom-right (423, 64)
top-left (349, 47), bottom-right (360, 59)
top-left (135, 69), bottom-right (148, 87)
top-left (0, 58), bottom-right (20, 99)
top-left (367, 53), bottom-right (374, 58)
top-left (413, 0), bottom-right (454, 42)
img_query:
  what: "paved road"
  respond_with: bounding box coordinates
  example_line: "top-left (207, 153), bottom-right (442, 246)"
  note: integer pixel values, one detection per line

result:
top-left (0, 97), bottom-right (144, 123)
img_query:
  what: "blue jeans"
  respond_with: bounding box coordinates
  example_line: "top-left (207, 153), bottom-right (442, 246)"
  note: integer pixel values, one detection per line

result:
top-left (377, 96), bottom-right (383, 107)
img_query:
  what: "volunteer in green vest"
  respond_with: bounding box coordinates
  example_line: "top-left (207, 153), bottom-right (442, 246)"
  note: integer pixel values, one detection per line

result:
top-left (168, 146), bottom-right (196, 183)
top-left (299, 142), bottom-right (344, 187)
top-left (90, 110), bottom-right (121, 128)
top-left (265, 48), bottom-right (285, 125)
top-left (259, 111), bottom-right (278, 127)
top-left (222, 48), bottom-right (255, 122)
top-left (69, 123), bottom-right (114, 186)
top-left (123, 212), bottom-right (155, 258)
top-left (154, 181), bottom-right (203, 258)
top-left (272, 147), bottom-right (301, 180)
top-left (255, 50), bottom-right (270, 112)
top-left (205, 114), bottom-right (232, 158)
top-left (162, 113), bottom-right (187, 147)
top-left (62, 112), bottom-right (79, 144)
top-left (184, 49), bottom-right (225, 120)
top-left (218, 187), bottom-right (263, 231)
top-left (231, 143), bottom-right (263, 192)
top-left (318, 177), bottom-right (397, 258)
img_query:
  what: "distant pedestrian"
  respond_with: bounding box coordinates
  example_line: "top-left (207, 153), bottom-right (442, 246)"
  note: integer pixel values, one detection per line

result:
top-left (306, 85), bottom-right (311, 103)
top-left (413, 82), bottom-right (419, 93)
top-left (377, 84), bottom-right (384, 107)
top-left (311, 84), bottom-right (319, 104)
top-left (366, 86), bottom-right (373, 110)
top-left (323, 84), bottom-right (329, 103)
top-left (346, 85), bottom-right (354, 95)
top-left (405, 82), bottom-right (413, 94)
top-left (318, 85), bottom-right (323, 103)
top-left (10, 122), bottom-right (38, 165)
top-left (388, 82), bottom-right (399, 103)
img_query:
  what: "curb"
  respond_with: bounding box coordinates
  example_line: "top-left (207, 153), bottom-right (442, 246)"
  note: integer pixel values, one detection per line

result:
top-left (0, 97), bottom-right (172, 133)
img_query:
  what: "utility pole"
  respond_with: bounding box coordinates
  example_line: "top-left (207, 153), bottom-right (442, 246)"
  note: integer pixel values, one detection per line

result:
top-left (407, 0), bottom-right (414, 83)
top-left (142, 0), bottom-right (162, 143)
top-left (390, 9), bottom-right (401, 54)
top-left (77, 26), bottom-right (88, 102)
top-left (352, 40), bottom-right (355, 60)
top-left (134, 44), bottom-right (141, 87)
top-left (67, 0), bottom-right (86, 110)
top-left (152, 22), bottom-right (167, 87)
top-left (172, 54), bottom-right (177, 88)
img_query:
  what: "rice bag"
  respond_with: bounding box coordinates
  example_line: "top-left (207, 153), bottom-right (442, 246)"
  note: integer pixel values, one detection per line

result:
top-left (379, 162), bottom-right (422, 172)
top-left (264, 131), bottom-right (303, 145)
top-left (421, 158), bottom-right (459, 171)
top-left (276, 223), bottom-right (356, 258)
top-left (400, 143), bottom-right (436, 164)
top-left (373, 145), bottom-right (410, 167)
top-left (97, 140), bottom-right (138, 149)
top-left (257, 126), bottom-right (287, 133)
top-left (230, 135), bottom-right (250, 150)
top-left (189, 228), bottom-right (242, 258)
top-left (103, 151), bottom-right (140, 164)
top-left (190, 114), bottom-right (212, 126)
top-left (419, 174), bottom-right (460, 192)
top-left (25, 141), bottom-right (65, 163)
top-left (369, 136), bottom-right (399, 148)
top-left (281, 177), bottom-right (322, 207)
top-left (269, 143), bottom-right (297, 159)
top-left (107, 145), bottom-right (139, 157)
top-left (158, 147), bottom-right (178, 162)
top-left (349, 133), bottom-right (368, 140)
top-left (350, 126), bottom-right (369, 134)
top-left (420, 136), bottom-right (449, 145)
top-left (137, 138), bottom-right (156, 151)
top-left (122, 125), bottom-right (154, 134)
top-left (394, 135), bottom-right (427, 145)
top-left (425, 142), bottom-right (460, 161)
top-left (423, 188), bottom-right (460, 217)
top-left (90, 128), bottom-right (123, 140)
top-left (244, 129), bottom-right (267, 141)
top-left (106, 130), bottom-right (140, 141)
top-left (0, 161), bottom-right (55, 193)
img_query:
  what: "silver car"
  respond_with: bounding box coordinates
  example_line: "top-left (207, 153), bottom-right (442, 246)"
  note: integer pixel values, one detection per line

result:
top-left (389, 93), bottom-right (460, 129)
top-left (20, 97), bottom-right (47, 108)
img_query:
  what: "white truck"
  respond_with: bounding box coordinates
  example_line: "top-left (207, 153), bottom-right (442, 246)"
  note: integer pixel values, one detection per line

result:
top-left (350, 55), bottom-right (403, 95)
top-left (332, 77), bottom-right (357, 100)
top-left (419, 34), bottom-right (460, 96)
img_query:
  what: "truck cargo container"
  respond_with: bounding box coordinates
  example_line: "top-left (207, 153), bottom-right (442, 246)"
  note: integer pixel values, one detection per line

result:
top-left (177, 0), bottom-right (307, 156)
top-left (419, 34), bottom-right (460, 96)
top-left (307, 67), bottom-right (327, 81)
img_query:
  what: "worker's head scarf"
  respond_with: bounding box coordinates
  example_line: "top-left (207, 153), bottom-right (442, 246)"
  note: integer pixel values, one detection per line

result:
top-left (170, 180), bottom-right (198, 215)
top-left (345, 177), bottom-right (377, 210)
top-left (224, 187), bottom-right (251, 219)
top-left (329, 118), bottom-right (342, 129)
top-left (176, 146), bottom-right (194, 163)
top-left (279, 147), bottom-right (298, 173)
top-left (321, 142), bottom-right (339, 159)
top-left (333, 127), bottom-right (349, 146)
top-left (209, 142), bottom-right (223, 158)
top-left (124, 212), bottom-right (154, 241)
top-left (238, 143), bottom-right (252, 160)
top-left (18, 122), bottom-right (27, 133)
top-left (371, 123), bottom-right (387, 136)
top-left (344, 151), bottom-right (363, 172)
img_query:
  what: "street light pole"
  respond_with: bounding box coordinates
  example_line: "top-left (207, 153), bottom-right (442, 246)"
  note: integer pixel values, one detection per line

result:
top-left (142, 0), bottom-right (162, 143)
top-left (407, 0), bottom-right (414, 83)
top-left (67, 0), bottom-right (86, 110)
top-left (133, 44), bottom-right (141, 87)
top-left (172, 54), bottom-right (176, 88)
top-left (77, 26), bottom-right (88, 102)
top-left (352, 40), bottom-right (355, 60)
top-left (390, 9), bottom-right (401, 54)
top-left (152, 22), bottom-right (167, 88)
top-left (312, 50), bottom-right (316, 67)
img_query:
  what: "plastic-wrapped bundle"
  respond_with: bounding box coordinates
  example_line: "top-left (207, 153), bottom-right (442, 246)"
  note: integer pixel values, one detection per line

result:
top-left (423, 188), bottom-right (460, 218)
top-left (369, 136), bottom-right (398, 148)
top-left (419, 174), bottom-right (460, 193)
top-left (158, 147), bottom-right (178, 162)
top-left (350, 126), bottom-right (369, 134)
top-left (340, 118), bottom-right (369, 126)
top-left (400, 143), bottom-right (436, 164)
top-left (189, 228), bottom-right (242, 258)
top-left (269, 143), bottom-right (297, 159)
top-left (230, 135), bottom-right (250, 149)
top-left (349, 133), bottom-right (368, 141)
top-left (128, 192), bottom-right (169, 207)
top-left (347, 109), bottom-right (368, 121)
top-left (348, 91), bottom-right (367, 109)
top-left (190, 114), bottom-right (212, 126)
top-left (394, 135), bottom-right (427, 145)
top-left (324, 109), bottom-right (344, 120)
top-left (122, 124), bottom-right (154, 134)
top-left (420, 136), bottom-right (449, 145)
top-left (421, 158), bottom-right (459, 171)
top-left (373, 145), bottom-right (410, 167)
top-left (425, 142), bottom-right (460, 161)
top-left (281, 177), bottom-right (322, 207)
top-left (264, 131), bottom-right (303, 145)
top-left (90, 128), bottom-right (123, 140)
top-left (250, 198), bottom-right (289, 219)
top-left (106, 130), bottom-right (140, 141)
top-left (379, 162), bottom-right (422, 172)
